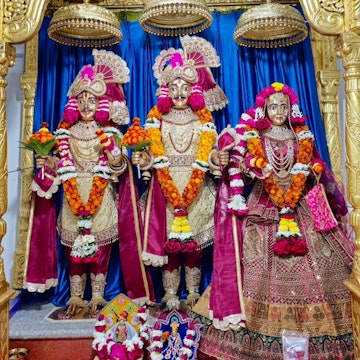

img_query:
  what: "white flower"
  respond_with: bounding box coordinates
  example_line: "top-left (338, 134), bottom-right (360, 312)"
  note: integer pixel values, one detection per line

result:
top-left (230, 178), bottom-right (244, 187)
top-left (71, 234), bottom-right (98, 258)
top-left (154, 156), bottom-right (170, 169)
top-left (228, 194), bottom-right (248, 211)
top-left (77, 218), bottom-right (92, 230)
top-left (290, 163), bottom-right (309, 176)
top-left (192, 160), bottom-right (209, 172)
top-left (255, 107), bottom-right (265, 120)
top-left (104, 127), bottom-right (121, 138)
top-left (199, 122), bottom-right (216, 132)
top-left (276, 230), bottom-right (302, 238)
top-left (54, 128), bottom-right (70, 138)
top-left (280, 207), bottom-right (292, 214)
top-left (94, 164), bottom-right (111, 178)
top-left (169, 231), bottom-right (193, 241)
top-left (297, 129), bottom-right (314, 140)
top-left (145, 118), bottom-right (161, 130)
top-left (150, 352), bottom-right (163, 360)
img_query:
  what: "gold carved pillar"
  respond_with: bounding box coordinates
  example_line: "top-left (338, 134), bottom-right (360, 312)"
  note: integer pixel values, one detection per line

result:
top-left (336, 31), bottom-right (360, 358)
top-left (1, 0), bottom-right (49, 357)
top-left (311, 31), bottom-right (343, 186)
top-left (12, 37), bottom-right (37, 289)
top-left (0, 40), bottom-right (16, 360)
top-left (318, 68), bottom-right (342, 185)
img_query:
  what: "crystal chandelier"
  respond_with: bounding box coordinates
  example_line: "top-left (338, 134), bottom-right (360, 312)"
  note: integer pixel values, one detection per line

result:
top-left (140, 0), bottom-right (213, 37)
top-left (233, 2), bottom-right (308, 48)
top-left (47, 0), bottom-right (122, 47)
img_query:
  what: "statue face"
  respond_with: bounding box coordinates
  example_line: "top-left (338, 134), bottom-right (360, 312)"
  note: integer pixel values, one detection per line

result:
top-left (168, 78), bottom-right (191, 109)
top-left (77, 91), bottom-right (99, 122)
top-left (265, 92), bottom-right (289, 126)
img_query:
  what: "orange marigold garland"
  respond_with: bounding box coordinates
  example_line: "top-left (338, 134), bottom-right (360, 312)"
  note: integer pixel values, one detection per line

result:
top-left (145, 106), bottom-right (216, 253)
top-left (245, 123), bottom-right (315, 257)
top-left (55, 124), bottom-right (117, 263)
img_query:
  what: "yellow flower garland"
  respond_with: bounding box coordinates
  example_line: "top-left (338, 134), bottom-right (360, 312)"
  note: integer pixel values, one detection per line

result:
top-left (146, 106), bottom-right (215, 210)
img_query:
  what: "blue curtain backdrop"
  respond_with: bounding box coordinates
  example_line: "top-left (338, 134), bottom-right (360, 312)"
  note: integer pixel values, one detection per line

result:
top-left (32, 10), bottom-right (331, 306)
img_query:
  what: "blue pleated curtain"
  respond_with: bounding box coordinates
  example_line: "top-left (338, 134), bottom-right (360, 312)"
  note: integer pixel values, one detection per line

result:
top-left (32, 9), bottom-right (330, 305)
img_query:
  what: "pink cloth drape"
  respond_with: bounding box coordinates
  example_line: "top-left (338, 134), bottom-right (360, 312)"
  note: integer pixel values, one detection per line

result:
top-left (24, 192), bottom-right (58, 291)
top-left (210, 174), bottom-right (245, 322)
top-left (118, 161), bottom-right (155, 302)
top-left (142, 174), bottom-right (168, 262)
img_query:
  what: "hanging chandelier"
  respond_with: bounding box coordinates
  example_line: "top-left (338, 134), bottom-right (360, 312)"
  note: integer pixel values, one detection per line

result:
top-left (47, 0), bottom-right (122, 47)
top-left (233, 2), bottom-right (308, 48)
top-left (140, 0), bottom-right (213, 37)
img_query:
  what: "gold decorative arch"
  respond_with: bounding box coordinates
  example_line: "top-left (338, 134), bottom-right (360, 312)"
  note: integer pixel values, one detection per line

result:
top-left (1, 0), bottom-right (359, 359)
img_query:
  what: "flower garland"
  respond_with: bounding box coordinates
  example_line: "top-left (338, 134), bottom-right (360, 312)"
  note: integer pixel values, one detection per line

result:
top-left (245, 122), bottom-right (315, 257)
top-left (144, 105), bottom-right (216, 253)
top-left (55, 124), bottom-right (120, 263)
top-left (148, 321), bottom-right (196, 360)
top-left (93, 307), bottom-right (150, 360)
top-left (217, 124), bottom-right (248, 215)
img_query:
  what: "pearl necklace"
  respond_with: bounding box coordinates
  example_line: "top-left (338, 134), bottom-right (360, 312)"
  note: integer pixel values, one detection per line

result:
top-left (265, 137), bottom-right (294, 183)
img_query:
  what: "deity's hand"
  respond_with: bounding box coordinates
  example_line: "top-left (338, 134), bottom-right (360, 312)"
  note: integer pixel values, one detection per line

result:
top-left (35, 155), bottom-right (56, 170)
top-left (104, 147), bottom-right (122, 166)
top-left (218, 151), bottom-right (229, 167)
top-left (239, 160), bottom-right (250, 174)
top-left (132, 150), bottom-right (150, 168)
top-left (211, 150), bottom-right (229, 168)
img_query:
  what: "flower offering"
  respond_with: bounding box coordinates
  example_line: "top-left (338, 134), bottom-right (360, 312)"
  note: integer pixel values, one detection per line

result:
top-left (122, 117), bottom-right (151, 151)
top-left (21, 122), bottom-right (57, 156)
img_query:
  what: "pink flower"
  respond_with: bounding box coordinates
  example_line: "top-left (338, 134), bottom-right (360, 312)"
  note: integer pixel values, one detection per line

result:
top-left (273, 237), bottom-right (308, 257)
top-left (80, 65), bottom-right (95, 80)
top-left (254, 117), bottom-right (271, 130)
top-left (165, 241), bottom-right (184, 253)
top-left (182, 241), bottom-right (199, 253)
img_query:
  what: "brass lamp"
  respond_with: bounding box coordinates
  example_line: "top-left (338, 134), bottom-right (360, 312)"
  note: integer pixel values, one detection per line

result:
top-left (140, 0), bottom-right (213, 37)
top-left (233, 2), bottom-right (308, 48)
top-left (47, 0), bottom-right (122, 47)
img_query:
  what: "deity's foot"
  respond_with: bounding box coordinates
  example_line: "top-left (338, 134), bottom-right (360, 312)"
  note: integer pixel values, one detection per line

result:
top-left (89, 296), bottom-right (107, 318)
top-left (162, 293), bottom-right (180, 310)
top-left (185, 292), bottom-right (200, 309)
top-left (65, 296), bottom-right (88, 318)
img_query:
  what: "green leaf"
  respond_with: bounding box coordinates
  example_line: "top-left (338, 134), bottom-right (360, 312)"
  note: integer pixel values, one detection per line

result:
top-left (121, 140), bottom-right (151, 152)
top-left (19, 138), bottom-right (57, 156)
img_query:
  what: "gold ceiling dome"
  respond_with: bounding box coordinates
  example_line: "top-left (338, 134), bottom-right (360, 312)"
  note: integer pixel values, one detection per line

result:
top-left (140, 0), bottom-right (213, 37)
top-left (233, 1), bottom-right (308, 48)
top-left (47, 0), bottom-right (122, 47)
